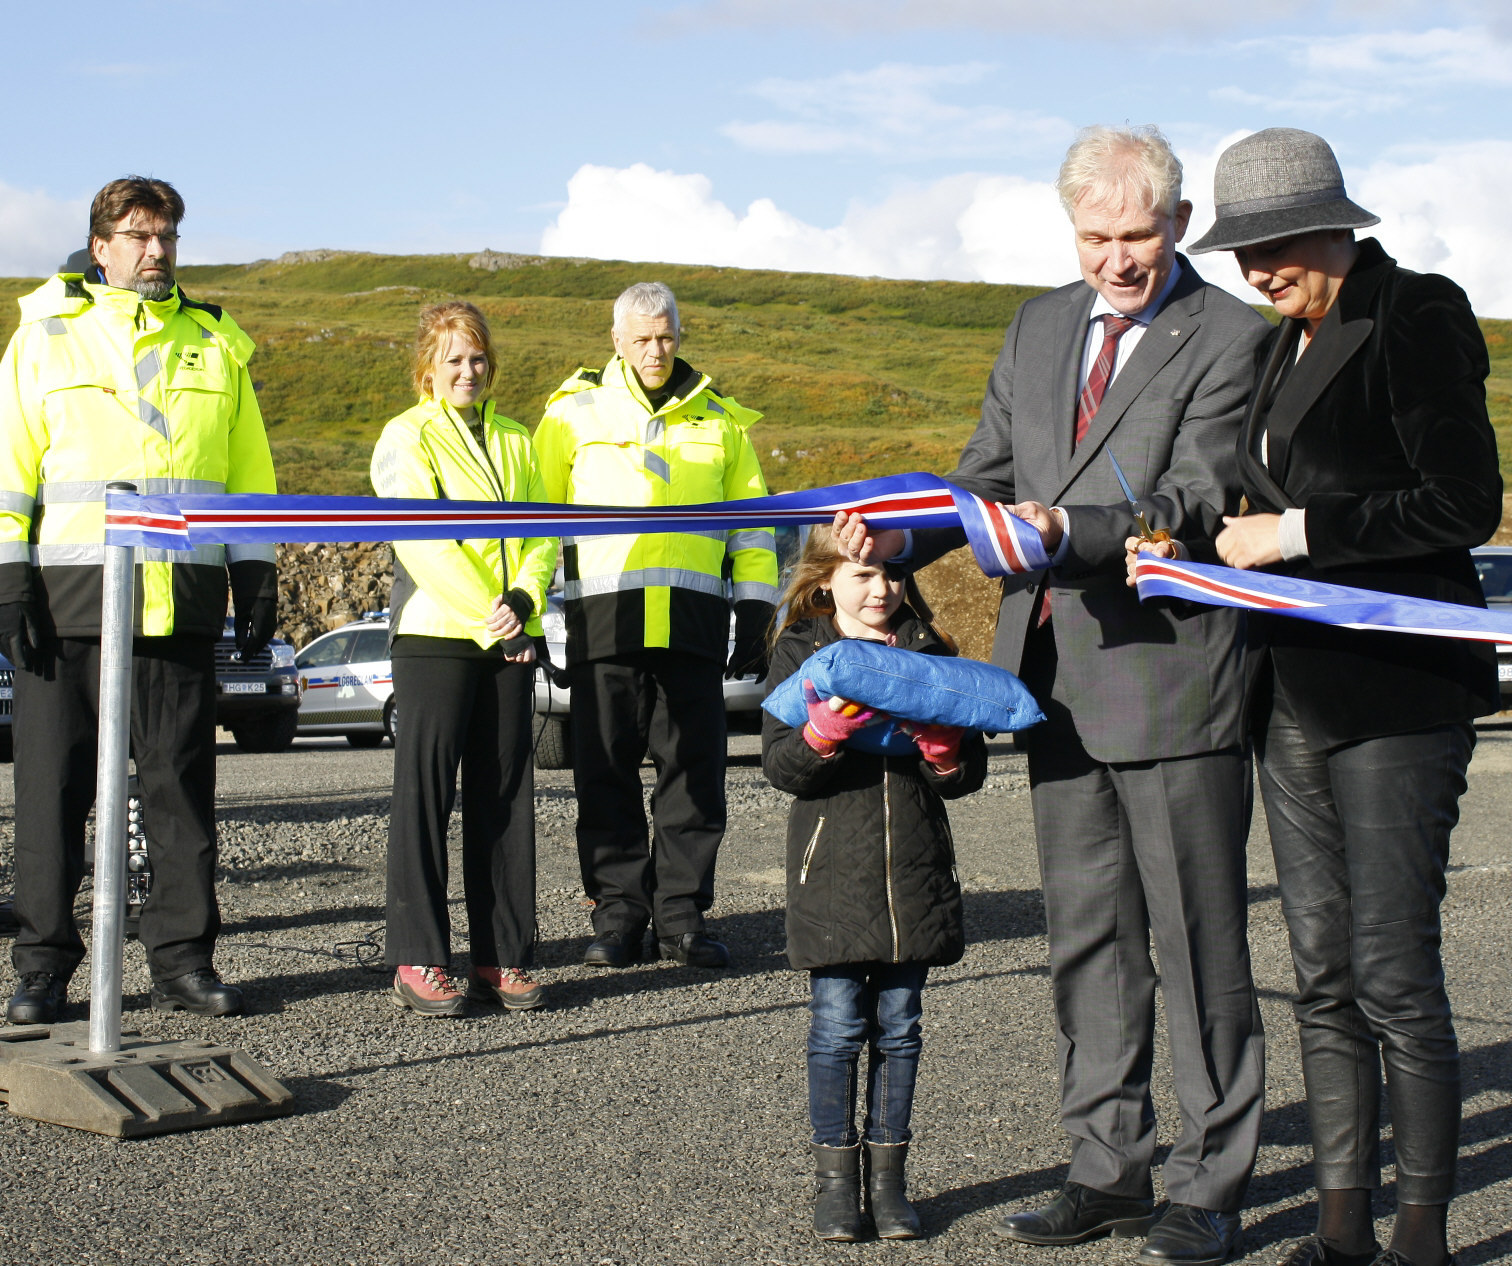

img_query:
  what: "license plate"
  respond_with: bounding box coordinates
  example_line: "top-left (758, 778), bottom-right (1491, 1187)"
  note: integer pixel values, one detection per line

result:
top-left (1500, 664), bottom-right (1512, 682)
top-left (223, 681), bottom-right (266, 694)
top-left (0, 687), bottom-right (11, 700)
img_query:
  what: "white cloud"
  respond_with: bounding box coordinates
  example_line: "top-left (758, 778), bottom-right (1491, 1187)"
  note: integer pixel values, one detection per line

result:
top-left (1211, 25), bottom-right (1512, 116)
top-left (542, 148), bottom-right (1511, 317)
top-left (0, 182), bottom-right (89, 278)
top-left (667, 0), bottom-right (1310, 35)
top-left (668, 0), bottom-right (1508, 36)
top-left (1354, 140), bottom-right (1512, 316)
top-left (723, 62), bottom-right (1072, 160)
top-left (1298, 25), bottom-right (1512, 83)
top-left (540, 162), bottom-right (1072, 285)
top-left (1208, 82), bottom-right (1407, 118)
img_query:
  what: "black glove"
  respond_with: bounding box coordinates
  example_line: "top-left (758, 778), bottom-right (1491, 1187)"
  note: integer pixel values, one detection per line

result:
top-left (501, 587), bottom-right (534, 656)
top-left (0, 598), bottom-right (44, 671)
top-left (726, 599), bottom-right (774, 682)
top-left (229, 559), bottom-right (278, 660)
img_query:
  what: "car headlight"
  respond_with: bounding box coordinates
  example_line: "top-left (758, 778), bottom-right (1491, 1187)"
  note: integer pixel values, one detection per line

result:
top-left (270, 644), bottom-right (296, 668)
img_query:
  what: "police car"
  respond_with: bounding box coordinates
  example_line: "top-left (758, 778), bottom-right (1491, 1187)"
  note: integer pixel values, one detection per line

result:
top-left (1471, 545), bottom-right (1512, 708)
top-left (0, 648), bottom-right (13, 762)
top-left (294, 613), bottom-right (395, 747)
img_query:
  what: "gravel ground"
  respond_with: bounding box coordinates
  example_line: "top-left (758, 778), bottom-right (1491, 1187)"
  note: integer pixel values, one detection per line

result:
top-left (0, 722), bottom-right (1509, 1266)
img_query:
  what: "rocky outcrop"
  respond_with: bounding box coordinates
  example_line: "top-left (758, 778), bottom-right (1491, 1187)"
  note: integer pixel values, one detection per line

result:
top-left (275, 541), bottom-right (393, 651)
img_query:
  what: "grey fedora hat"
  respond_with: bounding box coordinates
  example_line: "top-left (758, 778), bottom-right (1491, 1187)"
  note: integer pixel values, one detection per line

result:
top-left (1188, 127), bottom-right (1379, 254)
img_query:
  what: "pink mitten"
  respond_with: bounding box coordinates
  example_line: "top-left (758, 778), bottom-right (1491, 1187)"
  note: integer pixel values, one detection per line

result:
top-left (904, 721), bottom-right (965, 770)
top-left (802, 680), bottom-right (880, 757)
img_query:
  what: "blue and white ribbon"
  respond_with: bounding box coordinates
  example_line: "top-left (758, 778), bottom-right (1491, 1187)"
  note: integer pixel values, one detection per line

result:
top-left (102, 472), bottom-right (1507, 644)
top-left (1133, 554), bottom-right (1512, 644)
top-left (103, 472), bottom-right (1053, 575)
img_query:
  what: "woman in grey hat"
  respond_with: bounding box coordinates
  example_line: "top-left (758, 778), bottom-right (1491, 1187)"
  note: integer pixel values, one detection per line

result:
top-left (1134, 128), bottom-right (1500, 1266)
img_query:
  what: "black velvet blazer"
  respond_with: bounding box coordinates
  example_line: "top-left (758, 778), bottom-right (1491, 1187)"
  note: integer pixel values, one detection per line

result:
top-left (1237, 238), bottom-right (1502, 748)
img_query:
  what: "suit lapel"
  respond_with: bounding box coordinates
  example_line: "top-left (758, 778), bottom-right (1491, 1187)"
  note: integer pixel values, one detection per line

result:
top-left (1263, 243), bottom-right (1394, 485)
top-left (1051, 288), bottom-right (1095, 482)
top-left (1057, 278), bottom-right (1203, 498)
top-left (1235, 320), bottom-right (1302, 512)
top-left (1263, 303), bottom-right (1371, 484)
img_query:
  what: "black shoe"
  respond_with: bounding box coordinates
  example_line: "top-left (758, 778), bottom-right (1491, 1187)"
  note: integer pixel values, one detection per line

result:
top-left (1279, 1236), bottom-right (1382, 1266)
top-left (7, 971), bottom-right (67, 1025)
top-left (0, 897), bottom-right (19, 939)
top-left (1138, 1204), bottom-right (1242, 1265)
top-left (657, 931), bottom-right (731, 968)
top-left (812, 1144), bottom-right (865, 1242)
top-left (867, 1142), bottom-right (922, 1239)
top-left (995, 1181), bottom-right (1156, 1245)
top-left (150, 968), bottom-right (245, 1017)
top-left (1369, 1253), bottom-right (1457, 1266)
top-left (583, 929), bottom-right (644, 968)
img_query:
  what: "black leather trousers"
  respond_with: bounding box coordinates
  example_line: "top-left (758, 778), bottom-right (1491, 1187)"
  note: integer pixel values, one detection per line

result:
top-left (1256, 683), bottom-right (1471, 1205)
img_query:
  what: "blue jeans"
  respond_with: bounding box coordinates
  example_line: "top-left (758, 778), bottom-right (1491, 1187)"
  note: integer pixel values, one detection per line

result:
top-left (807, 963), bottom-right (928, 1147)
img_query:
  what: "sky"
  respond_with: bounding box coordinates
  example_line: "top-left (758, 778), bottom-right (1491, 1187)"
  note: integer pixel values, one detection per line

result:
top-left (2, 0), bottom-right (1509, 313)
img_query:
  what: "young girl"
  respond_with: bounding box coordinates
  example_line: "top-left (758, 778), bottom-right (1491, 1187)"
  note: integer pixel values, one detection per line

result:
top-left (762, 530), bottom-right (987, 1242)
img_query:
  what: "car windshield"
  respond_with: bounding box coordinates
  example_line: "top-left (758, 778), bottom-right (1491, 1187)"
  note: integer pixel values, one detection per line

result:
top-left (1475, 557), bottom-right (1512, 600)
top-left (297, 632), bottom-right (354, 669)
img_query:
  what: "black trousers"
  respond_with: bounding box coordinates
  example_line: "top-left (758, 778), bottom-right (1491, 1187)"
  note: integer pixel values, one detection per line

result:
top-left (1257, 680), bottom-right (1470, 1206)
top-left (384, 652), bottom-right (536, 968)
top-left (571, 650), bottom-right (726, 938)
top-left (12, 635), bottom-right (219, 983)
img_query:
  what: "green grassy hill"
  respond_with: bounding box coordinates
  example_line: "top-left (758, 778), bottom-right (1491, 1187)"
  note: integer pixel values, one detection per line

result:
top-left (2, 250), bottom-right (1508, 496)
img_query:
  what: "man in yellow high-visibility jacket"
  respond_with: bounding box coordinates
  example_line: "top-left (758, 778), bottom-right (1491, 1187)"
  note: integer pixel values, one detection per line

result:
top-left (535, 282), bottom-right (777, 969)
top-left (0, 176), bottom-right (278, 1022)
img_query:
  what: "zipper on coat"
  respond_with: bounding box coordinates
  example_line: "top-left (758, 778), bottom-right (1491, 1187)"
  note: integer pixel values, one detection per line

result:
top-left (799, 816), bottom-right (825, 884)
top-left (884, 763), bottom-right (900, 963)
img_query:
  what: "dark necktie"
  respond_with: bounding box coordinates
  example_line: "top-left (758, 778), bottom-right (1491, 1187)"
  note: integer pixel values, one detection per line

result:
top-left (1037, 313), bottom-right (1138, 630)
top-left (1075, 314), bottom-right (1137, 447)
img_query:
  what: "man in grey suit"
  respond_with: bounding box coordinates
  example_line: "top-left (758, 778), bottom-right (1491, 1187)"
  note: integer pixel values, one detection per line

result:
top-left (836, 126), bottom-right (1267, 1265)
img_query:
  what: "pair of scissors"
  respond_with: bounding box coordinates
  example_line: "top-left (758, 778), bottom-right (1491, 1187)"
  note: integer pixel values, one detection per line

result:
top-left (1106, 447), bottom-right (1171, 545)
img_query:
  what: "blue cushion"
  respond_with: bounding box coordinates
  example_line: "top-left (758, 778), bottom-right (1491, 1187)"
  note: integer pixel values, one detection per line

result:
top-left (764, 638), bottom-right (1044, 755)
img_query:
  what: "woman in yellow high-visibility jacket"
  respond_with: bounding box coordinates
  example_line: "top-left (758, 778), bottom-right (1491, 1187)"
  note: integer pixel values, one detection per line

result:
top-left (370, 302), bottom-right (556, 1016)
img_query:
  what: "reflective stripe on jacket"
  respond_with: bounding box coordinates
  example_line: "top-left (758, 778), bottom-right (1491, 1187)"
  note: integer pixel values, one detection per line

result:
top-left (534, 355), bottom-right (778, 663)
top-left (370, 397), bottom-right (556, 645)
top-left (0, 274), bottom-right (277, 637)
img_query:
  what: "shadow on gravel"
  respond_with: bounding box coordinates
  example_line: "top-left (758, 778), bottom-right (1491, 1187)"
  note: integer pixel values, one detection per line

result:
top-left (218, 861), bottom-right (366, 884)
top-left (223, 903), bottom-right (385, 934)
top-left (279, 1073), bottom-right (358, 1117)
top-left (1459, 1228), bottom-right (1512, 1265)
top-left (914, 1159), bottom-right (1069, 1232)
top-left (214, 796), bottom-right (391, 822)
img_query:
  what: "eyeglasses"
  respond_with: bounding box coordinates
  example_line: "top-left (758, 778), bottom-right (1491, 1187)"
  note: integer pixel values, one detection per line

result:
top-left (113, 230), bottom-right (180, 245)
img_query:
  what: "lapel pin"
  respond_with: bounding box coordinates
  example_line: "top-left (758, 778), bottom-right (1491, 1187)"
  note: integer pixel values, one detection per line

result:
top-left (1170, 328), bottom-right (1181, 336)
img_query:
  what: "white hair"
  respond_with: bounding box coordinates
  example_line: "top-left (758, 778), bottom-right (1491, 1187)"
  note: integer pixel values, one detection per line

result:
top-left (612, 281), bottom-right (680, 335)
top-left (1055, 125), bottom-right (1183, 221)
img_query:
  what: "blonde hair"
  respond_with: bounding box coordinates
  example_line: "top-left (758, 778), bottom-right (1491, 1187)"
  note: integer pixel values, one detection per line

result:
top-left (772, 529), bottom-right (953, 650)
top-left (1055, 125), bottom-right (1183, 220)
top-left (412, 301), bottom-right (496, 399)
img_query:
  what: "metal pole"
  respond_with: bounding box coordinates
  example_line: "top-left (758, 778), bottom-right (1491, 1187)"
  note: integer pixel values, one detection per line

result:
top-left (88, 482), bottom-right (137, 1054)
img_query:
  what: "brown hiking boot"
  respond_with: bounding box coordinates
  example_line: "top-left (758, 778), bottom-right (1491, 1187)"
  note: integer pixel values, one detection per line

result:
top-left (467, 965), bottom-right (545, 1011)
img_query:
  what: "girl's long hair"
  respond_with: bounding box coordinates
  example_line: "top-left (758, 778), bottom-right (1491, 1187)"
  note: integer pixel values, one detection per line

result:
top-left (771, 528), bottom-right (955, 651)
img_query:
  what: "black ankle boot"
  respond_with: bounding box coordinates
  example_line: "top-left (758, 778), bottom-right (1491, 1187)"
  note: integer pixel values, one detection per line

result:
top-left (812, 1143), bottom-right (864, 1241)
top-left (867, 1141), bottom-right (922, 1239)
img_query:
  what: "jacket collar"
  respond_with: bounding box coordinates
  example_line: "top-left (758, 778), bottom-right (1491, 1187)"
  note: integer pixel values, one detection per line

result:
top-left (605, 354), bottom-right (709, 415)
top-left (1237, 237), bottom-right (1392, 501)
top-left (1054, 255), bottom-right (1208, 498)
